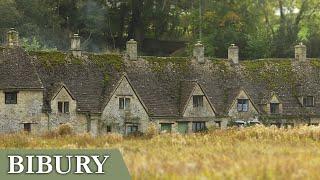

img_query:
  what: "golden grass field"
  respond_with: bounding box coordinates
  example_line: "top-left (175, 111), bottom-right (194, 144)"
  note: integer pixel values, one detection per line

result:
top-left (1, 125), bottom-right (320, 179)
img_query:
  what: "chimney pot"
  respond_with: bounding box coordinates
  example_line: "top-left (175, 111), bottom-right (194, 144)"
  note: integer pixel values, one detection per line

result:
top-left (71, 33), bottom-right (81, 57)
top-left (7, 28), bottom-right (19, 47)
top-left (126, 39), bottom-right (138, 60)
top-left (228, 44), bottom-right (239, 64)
top-left (193, 41), bottom-right (205, 64)
top-left (295, 42), bottom-right (307, 62)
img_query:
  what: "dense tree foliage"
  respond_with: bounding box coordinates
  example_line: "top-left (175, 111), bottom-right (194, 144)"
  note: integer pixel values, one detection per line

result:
top-left (1, 0), bottom-right (320, 58)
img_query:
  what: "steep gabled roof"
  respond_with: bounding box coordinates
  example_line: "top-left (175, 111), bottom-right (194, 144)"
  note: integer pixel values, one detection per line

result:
top-left (31, 52), bottom-right (122, 113)
top-left (179, 81), bottom-right (197, 115)
top-left (3, 47), bottom-right (320, 118)
top-left (48, 82), bottom-right (76, 101)
top-left (179, 81), bottom-right (216, 116)
top-left (0, 47), bottom-right (43, 90)
top-left (101, 73), bottom-right (149, 113)
top-left (226, 87), bottom-right (260, 114)
top-left (125, 62), bottom-right (181, 117)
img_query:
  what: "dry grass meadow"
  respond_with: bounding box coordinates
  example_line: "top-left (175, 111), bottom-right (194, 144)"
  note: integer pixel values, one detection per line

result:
top-left (1, 125), bottom-right (320, 179)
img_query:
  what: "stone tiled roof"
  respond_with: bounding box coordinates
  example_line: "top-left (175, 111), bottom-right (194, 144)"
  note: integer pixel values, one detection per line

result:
top-left (47, 82), bottom-right (76, 101)
top-left (33, 59), bottom-right (119, 113)
top-left (0, 47), bottom-right (43, 90)
top-left (2, 47), bottom-right (320, 118)
top-left (125, 63), bottom-right (180, 117)
top-left (179, 81), bottom-right (197, 115)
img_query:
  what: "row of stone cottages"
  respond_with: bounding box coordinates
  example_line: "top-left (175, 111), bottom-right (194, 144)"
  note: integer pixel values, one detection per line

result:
top-left (0, 28), bottom-right (319, 135)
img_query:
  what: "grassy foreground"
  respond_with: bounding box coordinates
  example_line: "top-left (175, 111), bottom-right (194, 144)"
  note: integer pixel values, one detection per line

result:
top-left (1, 126), bottom-right (320, 179)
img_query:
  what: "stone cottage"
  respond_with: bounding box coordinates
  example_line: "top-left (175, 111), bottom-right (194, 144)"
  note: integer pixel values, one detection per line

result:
top-left (1, 28), bottom-right (320, 135)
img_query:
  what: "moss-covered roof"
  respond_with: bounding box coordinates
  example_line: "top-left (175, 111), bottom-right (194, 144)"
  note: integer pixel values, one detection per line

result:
top-left (2, 47), bottom-right (320, 117)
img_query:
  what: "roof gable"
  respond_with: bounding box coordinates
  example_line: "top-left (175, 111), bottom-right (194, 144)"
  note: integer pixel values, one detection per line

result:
top-left (181, 82), bottom-right (216, 116)
top-left (269, 93), bottom-right (281, 104)
top-left (102, 73), bottom-right (148, 113)
top-left (50, 83), bottom-right (76, 101)
top-left (227, 88), bottom-right (259, 114)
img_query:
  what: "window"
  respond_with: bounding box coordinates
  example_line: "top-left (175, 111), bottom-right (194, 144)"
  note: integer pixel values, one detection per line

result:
top-left (126, 124), bottom-right (138, 134)
top-left (270, 103), bottom-right (280, 114)
top-left (237, 99), bottom-right (249, 112)
top-left (64, 102), bottom-right (69, 113)
top-left (303, 96), bottom-right (314, 107)
top-left (23, 123), bottom-right (31, 133)
top-left (193, 95), bottom-right (204, 107)
top-left (160, 123), bottom-right (172, 132)
top-left (58, 101), bottom-right (69, 113)
top-left (119, 97), bottom-right (131, 110)
top-left (5, 92), bottom-right (17, 104)
top-left (106, 126), bottom-right (111, 133)
top-left (192, 122), bottom-right (206, 132)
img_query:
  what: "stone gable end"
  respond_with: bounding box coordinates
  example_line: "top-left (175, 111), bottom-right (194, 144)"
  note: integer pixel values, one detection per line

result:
top-left (183, 84), bottom-right (216, 118)
top-left (228, 89), bottom-right (259, 119)
top-left (48, 86), bottom-right (87, 134)
top-left (101, 76), bottom-right (149, 134)
top-left (50, 87), bottom-right (76, 115)
top-left (265, 94), bottom-right (283, 114)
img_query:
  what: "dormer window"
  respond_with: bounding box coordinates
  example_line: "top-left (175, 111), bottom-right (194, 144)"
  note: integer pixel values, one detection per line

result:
top-left (303, 96), bottom-right (314, 107)
top-left (270, 103), bottom-right (280, 114)
top-left (237, 99), bottom-right (249, 112)
top-left (119, 97), bottom-right (130, 110)
top-left (5, 92), bottom-right (17, 104)
top-left (58, 101), bottom-right (69, 113)
top-left (193, 95), bottom-right (203, 107)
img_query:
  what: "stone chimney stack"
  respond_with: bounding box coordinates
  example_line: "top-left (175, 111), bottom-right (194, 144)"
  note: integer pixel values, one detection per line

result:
top-left (228, 44), bottom-right (239, 64)
top-left (7, 28), bottom-right (19, 47)
top-left (295, 42), bottom-right (307, 62)
top-left (71, 33), bottom-right (81, 57)
top-left (193, 41), bottom-right (205, 64)
top-left (126, 39), bottom-right (138, 60)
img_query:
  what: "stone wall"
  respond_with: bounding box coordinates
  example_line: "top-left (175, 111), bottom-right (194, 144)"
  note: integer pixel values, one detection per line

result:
top-left (0, 90), bottom-right (45, 133)
top-left (49, 87), bottom-right (88, 133)
top-left (101, 76), bottom-right (150, 134)
top-left (88, 114), bottom-right (100, 136)
top-left (183, 84), bottom-right (215, 118)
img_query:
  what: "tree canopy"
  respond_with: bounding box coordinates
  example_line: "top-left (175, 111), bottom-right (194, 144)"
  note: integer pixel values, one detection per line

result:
top-left (1, 0), bottom-right (320, 58)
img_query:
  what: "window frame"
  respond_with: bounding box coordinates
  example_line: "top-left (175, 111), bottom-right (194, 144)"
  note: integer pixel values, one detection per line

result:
top-left (58, 101), bottom-right (70, 114)
top-left (237, 99), bottom-right (249, 112)
top-left (126, 123), bottom-right (139, 134)
top-left (193, 95), bottom-right (204, 108)
top-left (270, 103), bottom-right (280, 114)
top-left (160, 123), bottom-right (172, 133)
top-left (303, 96), bottom-right (314, 107)
top-left (119, 97), bottom-right (131, 110)
top-left (5, 92), bottom-right (18, 104)
top-left (192, 122), bottom-right (206, 132)
top-left (23, 123), bottom-right (31, 133)
top-left (106, 125), bottom-right (112, 133)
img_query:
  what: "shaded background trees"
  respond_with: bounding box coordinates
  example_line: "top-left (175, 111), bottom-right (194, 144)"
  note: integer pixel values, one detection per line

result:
top-left (1, 0), bottom-right (320, 58)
